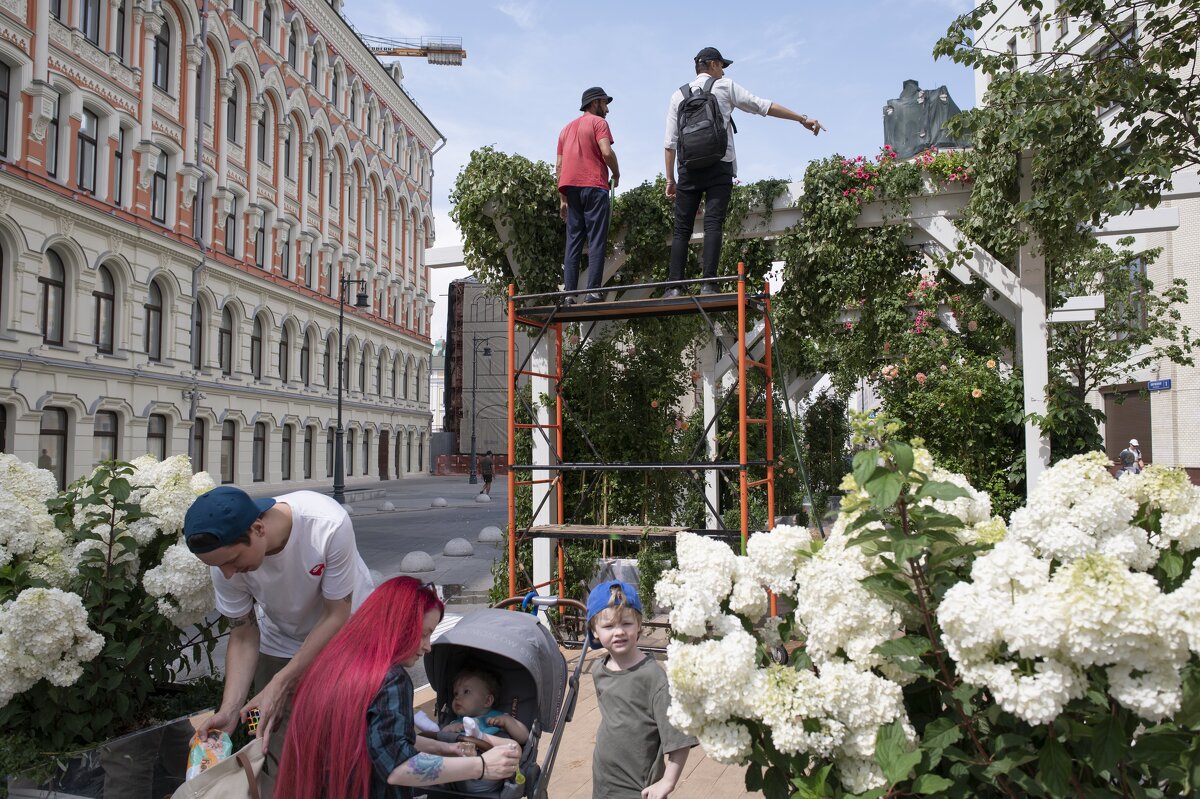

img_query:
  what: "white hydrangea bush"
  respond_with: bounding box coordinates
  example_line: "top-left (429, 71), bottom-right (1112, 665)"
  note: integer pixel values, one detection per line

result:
top-left (0, 454), bottom-right (219, 725)
top-left (658, 425), bottom-right (1200, 798)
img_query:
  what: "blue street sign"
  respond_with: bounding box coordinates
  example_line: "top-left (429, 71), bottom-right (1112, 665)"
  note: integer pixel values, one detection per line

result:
top-left (1148, 379), bottom-right (1172, 391)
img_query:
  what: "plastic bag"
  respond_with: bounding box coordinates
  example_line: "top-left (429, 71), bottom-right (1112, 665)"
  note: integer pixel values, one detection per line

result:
top-left (185, 729), bottom-right (233, 780)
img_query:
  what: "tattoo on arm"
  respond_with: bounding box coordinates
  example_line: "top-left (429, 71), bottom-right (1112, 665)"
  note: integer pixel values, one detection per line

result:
top-left (229, 611), bottom-right (258, 629)
top-left (407, 753), bottom-right (444, 783)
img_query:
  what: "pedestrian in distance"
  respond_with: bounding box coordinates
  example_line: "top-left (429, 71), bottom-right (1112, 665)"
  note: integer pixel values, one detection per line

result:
top-left (587, 580), bottom-right (697, 799)
top-left (558, 86), bottom-right (620, 304)
top-left (182, 485), bottom-right (375, 790)
top-left (480, 449), bottom-right (495, 496)
top-left (663, 47), bottom-right (825, 297)
top-left (278, 577), bottom-right (521, 799)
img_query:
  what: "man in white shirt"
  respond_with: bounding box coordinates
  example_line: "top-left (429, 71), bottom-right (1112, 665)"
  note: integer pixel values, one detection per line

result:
top-left (183, 486), bottom-right (374, 763)
top-left (663, 46), bottom-right (824, 297)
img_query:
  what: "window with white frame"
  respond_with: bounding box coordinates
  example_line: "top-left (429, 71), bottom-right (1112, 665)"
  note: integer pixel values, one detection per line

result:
top-left (81, 0), bottom-right (101, 45)
top-left (219, 306), bottom-right (233, 375)
top-left (153, 21), bottom-right (171, 91)
top-left (224, 196), bottom-right (238, 256)
top-left (40, 251), bottom-right (66, 346)
top-left (281, 424), bottom-right (292, 480)
top-left (144, 280), bottom-right (163, 361)
top-left (93, 410), bottom-right (118, 464)
top-left (113, 127), bottom-right (126, 205)
top-left (279, 325), bottom-right (290, 382)
top-left (300, 333), bottom-right (311, 386)
top-left (115, 0), bottom-right (127, 60)
top-left (147, 413), bottom-right (167, 460)
top-left (221, 420), bottom-right (236, 483)
top-left (46, 92), bottom-right (61, 177)
top-left (192, 300), bottom-right (203, 369)
top-left (226, 82), bottom-right (239, 144)
top-left (150, 148), bottom-right (168, 223)
top-left (0, 62), bottom-right (10, 159)
top-left (77, 109), bottom-right (98, 194)
top-left (94, 264), bottom-right (115, 354)
top-left (251, 316), bottom-right (263, 379)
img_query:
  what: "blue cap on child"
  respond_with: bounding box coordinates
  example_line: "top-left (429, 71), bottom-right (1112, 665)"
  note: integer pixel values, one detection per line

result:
top-left (585, 580), bottom-right (643, 648)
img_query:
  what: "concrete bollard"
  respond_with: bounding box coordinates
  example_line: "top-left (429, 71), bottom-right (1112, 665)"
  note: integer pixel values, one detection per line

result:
top-left (400, 551), bottom-right (436, 572)
top-left (474, 493), bottom-right (491, 503)
top-left (431, 497), bottom-right (448, 508)
top-left (478, 526), bottom-right (503, 543)
top-left (380, 500), bottom-right (396, 511)
top-left (443, 538), bottom-right (474, 557)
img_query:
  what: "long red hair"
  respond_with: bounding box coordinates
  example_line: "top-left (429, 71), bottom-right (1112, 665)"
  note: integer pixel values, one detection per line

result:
top-left (277, 576), bottom-right (445, 798)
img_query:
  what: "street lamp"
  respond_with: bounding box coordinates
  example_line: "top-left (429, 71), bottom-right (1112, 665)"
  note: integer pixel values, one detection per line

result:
top-left (468, 335), bottom-right (498, 484)
top-left (333, 275), bottom-right (369, 504)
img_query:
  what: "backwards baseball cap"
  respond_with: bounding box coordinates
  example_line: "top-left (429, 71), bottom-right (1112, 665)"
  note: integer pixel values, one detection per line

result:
top-left (586, 580), bottom-right (643, 648)
top-left (183, 486), bottom-right (276, 553)
top-left (694, 46), bottom-right (733, 67)
top-left (579, 86), bottom-right (613, 112)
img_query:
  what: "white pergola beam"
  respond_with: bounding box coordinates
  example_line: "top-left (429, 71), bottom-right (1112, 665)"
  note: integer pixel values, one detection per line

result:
top-left (912, 215), bottom-right (1023, 312)
top-left (1094, 207), bottom-right (1180, 237)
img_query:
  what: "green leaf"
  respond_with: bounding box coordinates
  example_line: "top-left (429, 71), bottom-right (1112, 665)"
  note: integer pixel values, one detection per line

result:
top-left (853, 449), bottom-right (879, 489)
top-left (912, 773), bottom-right (954, 794)
top-left (920, 718), bottom-right (963, 767)
top-left (763, 766), bottom-right (791, 799)
top-left (1090, 714), bottom-right (1126, 774)
top-left (1038, 735), bottom-right (1071, 798)
top-left (859, 572), bottom-right (916, 608)
top-left (875, 719), bottom-right (921, 785)
top-left (865, 471), bottom-right (903, 510)
top-left (888, 440), bottom-right (914, 476)
top-left (914, 480), bottom-right (970, 502)
top-left (1159, 547), bottom-right (1184, 581)
top-left (874, 635), bottom-right (931, 660)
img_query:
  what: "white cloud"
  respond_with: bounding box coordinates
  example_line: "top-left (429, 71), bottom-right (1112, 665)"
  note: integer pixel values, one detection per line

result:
top-left (495, 1), bottom-right (537, 29)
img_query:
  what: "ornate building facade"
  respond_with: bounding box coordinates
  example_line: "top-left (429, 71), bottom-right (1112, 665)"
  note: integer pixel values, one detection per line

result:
top-left (0, 0), bottom-right (440, 489)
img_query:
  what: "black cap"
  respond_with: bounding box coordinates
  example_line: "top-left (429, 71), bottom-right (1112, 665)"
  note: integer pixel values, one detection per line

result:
top-left (694, 46), bottom-right (733, 67)
top-left (579, 86), bottom-right (613, 112)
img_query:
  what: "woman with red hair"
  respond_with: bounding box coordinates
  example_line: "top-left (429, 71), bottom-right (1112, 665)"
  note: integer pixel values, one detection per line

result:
top-left (278, 577), bottom-right (520, 798)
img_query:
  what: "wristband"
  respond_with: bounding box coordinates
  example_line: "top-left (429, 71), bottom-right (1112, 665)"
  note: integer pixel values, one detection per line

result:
top-left (479, 754), bottom-right (486, 780)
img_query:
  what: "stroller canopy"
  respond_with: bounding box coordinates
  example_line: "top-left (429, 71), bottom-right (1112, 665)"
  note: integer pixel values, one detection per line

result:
top-left (425, 609), bottom-right (566, 733)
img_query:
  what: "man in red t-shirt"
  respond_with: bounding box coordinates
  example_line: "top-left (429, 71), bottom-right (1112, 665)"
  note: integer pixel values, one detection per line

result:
top-left (557, 86), bottom-right (620, 304)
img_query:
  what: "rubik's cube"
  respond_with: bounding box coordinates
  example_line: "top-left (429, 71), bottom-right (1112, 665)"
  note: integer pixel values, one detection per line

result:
top-left (246, 708), bottom-right (261, 735)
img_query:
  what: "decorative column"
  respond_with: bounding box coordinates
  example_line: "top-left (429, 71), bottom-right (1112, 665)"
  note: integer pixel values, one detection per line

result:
top-left (105, 0), bottom-right (121, 56)
top-left (216, 77), bottom-right (233, 185)
top-left (34, 0), bottom-right (50, 81)
top-left (320, 157), bottom-right (333, 238)
top-left (341, 170), bottom-right (352, 246)
top-left (299, 139), bottom-right (313, 224)
top-left (183, 42), bottom-right (204, 163)
top-left (275, 122), bottom-right (288, 208)
top-left (247, 97), bottom-right (263, 205)
top-left (138, 10), bottom-right (163, 143)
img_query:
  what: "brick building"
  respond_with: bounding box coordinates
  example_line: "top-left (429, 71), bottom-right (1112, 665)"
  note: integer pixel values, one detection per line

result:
top-left (0, 0), bottom-right (440, 489)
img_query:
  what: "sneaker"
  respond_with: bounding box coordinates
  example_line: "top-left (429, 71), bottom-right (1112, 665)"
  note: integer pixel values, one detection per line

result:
top-left (584, 293), bottom-right (603, 303)
top-left (662, 288), bottom-right (683, 299)
top-left (563, 296), bottom-right (577, 306)
top-left (699, 283), bottom-right (719, 295)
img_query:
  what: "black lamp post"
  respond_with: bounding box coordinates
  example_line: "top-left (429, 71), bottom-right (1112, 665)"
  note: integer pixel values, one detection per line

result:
top-left (468, 335), bottom-right (497, 485)
top-left (333, 275), bottom-right (369, 504)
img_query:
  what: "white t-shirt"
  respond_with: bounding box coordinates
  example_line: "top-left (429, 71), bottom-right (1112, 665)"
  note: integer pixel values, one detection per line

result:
top-left (664, 75), bottom-right (772, 174)
top-left (212, 490), bottom-right (374, 658)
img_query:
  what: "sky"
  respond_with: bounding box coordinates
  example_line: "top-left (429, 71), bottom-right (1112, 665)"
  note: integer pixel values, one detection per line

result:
top-left (337, 0), bottom-right (979, 340)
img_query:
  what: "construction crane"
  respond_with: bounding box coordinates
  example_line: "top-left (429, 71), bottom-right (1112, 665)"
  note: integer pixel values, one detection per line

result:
top-left (357, 34), bottom-right (467, 66)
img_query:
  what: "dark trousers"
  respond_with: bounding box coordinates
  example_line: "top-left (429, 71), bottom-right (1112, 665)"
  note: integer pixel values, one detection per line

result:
top-left (668, 160), bottom-right (734, 282)
top-left (562, 186), bottom-right (611, 292)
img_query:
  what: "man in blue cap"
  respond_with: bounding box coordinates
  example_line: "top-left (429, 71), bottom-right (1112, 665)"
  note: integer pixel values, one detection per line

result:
top-left (586, 580), bottom-right (696, 799)
top-left (183, 486), bottom-right (373, 766)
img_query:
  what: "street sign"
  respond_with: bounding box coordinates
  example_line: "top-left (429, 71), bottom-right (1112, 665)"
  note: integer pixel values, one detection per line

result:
top-left (1148, 379), bottom-right (1172, 391)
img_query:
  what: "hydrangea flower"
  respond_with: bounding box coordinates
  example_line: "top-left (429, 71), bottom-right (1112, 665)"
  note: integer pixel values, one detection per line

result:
top-left (143, 541), bottom-right (217, 628)
top-left (0, 588), bottom-right (104, 707)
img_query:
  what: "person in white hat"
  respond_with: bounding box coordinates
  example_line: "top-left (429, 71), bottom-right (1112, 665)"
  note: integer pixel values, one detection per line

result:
top-left (1117, 439), bottom-right (1144, 477)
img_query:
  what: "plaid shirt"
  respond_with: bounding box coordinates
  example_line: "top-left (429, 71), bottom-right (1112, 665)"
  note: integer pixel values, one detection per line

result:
top-left (367, 664), bottom-right (419, 799)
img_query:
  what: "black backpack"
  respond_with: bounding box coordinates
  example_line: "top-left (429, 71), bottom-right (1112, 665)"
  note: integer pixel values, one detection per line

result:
top-left (676, 77), bottom-right (733, 170)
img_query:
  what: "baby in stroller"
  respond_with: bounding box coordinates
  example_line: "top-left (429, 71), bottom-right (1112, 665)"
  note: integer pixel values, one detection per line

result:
top-left (443, 665), bottom-right (530, 745)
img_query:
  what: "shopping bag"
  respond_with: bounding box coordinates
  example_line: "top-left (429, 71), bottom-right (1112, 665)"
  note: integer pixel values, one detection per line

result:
top-left (170, 737), bottom-right (272, 799)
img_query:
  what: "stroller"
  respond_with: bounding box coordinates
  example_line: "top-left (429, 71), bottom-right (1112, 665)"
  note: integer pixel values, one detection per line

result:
top-left (421, 599), bottom-right (587, 799)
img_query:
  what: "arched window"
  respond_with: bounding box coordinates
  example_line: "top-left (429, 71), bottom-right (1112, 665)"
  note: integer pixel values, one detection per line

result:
top-left (226, 82), bottom-right (239, 144)
top-left (144, 280), bottom-right (163, 361)
top-left (281, 425), bottom-right (292, 480)
top-left (309, 49), bottom-right (319, 85)
top-left (153, 20), bottom-right (171, 91)
top-left (362, 429), bottom-right (370, 476)
top-left (93, 265), bottom-right (114, 353)
top-left (282, 126), bottom-right (292, 179)
top-left (391, 357), bottom-right (398, 398)
top-left (349, 92), bottom-right (357, 126)
top-left (300, 334), bottom-right (311, 386)
top-left (346, 428), bottom-right (355, 475)
top-left (303, 425), bottom-right (314, 479)
top-left (39, 407), bottom-right (68, 488)
top-left (221, 420), bottom-right (236, 483)
top-left (93, 410), bottom-right (118, 464)
top-left (331, 70), bottom-right (339, 106)
top-left (278, 326), bottom-right (290, 382)
top-left (192, 301), bottom-right (203, 369)
top-left (261, 2), bottom-right (273, 47)
top-left (287, 26), bottom-right (297, 68)
top-left (250, 317), bottom-right (263, 379)
top-left (358, 345), bottom-right (367, 391)
top-left (252, 421), bottom-right (266, 481)
top-left (402, 358), bottom-right (410, 399)
top-left (365, 188), bottom-right (373, 231)
top-left (219, 306), bottom-right (233, 375)
top-left (256, 111), bottom-right (268, 163)
top-left (40, 251), bottom-right (65, 346)
top-left (375, 355), bottom-right (382, 396)
top-left (326, 428), bottom-right (334, 477)
top-left (147, 413), bottom-right (167, 460)
top-left (193, 418), bottom-right (206, 472)
top-left (323, 334), bottom-right (333, 386)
